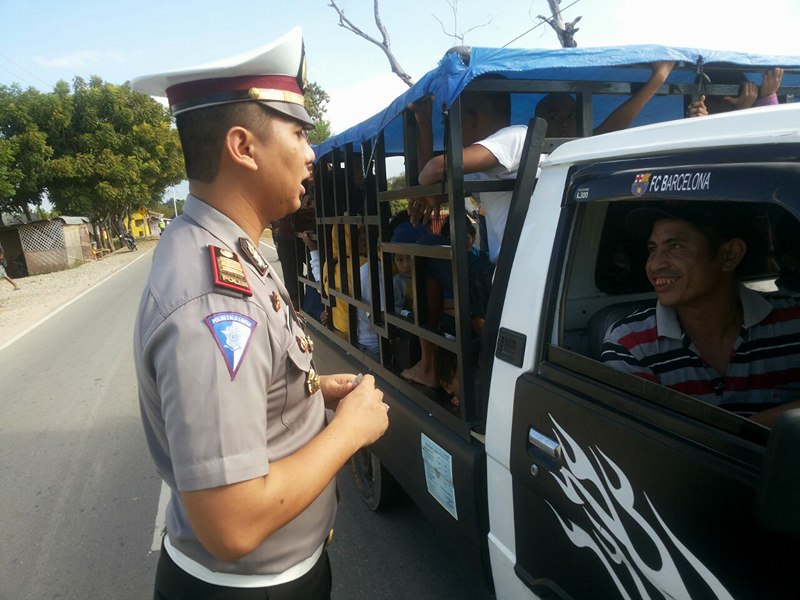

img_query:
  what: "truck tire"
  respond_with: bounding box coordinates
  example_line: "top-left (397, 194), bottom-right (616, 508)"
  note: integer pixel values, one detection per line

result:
top-left (350, 448), bottom-right (401, 511)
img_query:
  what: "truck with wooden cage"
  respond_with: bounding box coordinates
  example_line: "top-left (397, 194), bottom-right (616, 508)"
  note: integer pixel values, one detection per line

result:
top-left (292, 44), bottom-right (800, 598)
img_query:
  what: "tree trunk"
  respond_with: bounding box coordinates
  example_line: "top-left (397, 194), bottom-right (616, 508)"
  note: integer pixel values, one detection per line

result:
top-left (542, 0), bottom-right (580, 48)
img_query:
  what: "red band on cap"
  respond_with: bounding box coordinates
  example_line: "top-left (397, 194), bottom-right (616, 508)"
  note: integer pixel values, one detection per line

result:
top-left (167, 75), bottom-right (301, 108)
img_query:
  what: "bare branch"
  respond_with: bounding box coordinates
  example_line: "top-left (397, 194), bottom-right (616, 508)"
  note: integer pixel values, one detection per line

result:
top-left (373, 0), bottom-right (391, 48)
top-left (328, 0), bottom-right (414, 87)
top-left (328, 1), bottom-right (382, 46)
top-left (432, 13), bottom-right (461, 44)
top-left (461, 16), bottom-right (494, 39)
top-left (431, 0), bottom-right (494, 46)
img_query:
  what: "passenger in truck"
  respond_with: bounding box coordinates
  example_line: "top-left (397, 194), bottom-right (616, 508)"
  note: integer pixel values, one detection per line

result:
top-left (389, 221), bottom-right (424, 316)
top-left (686, 67), bottom-right (783, 117)
top-left (403, 88), bottom-right (517, 386)
top-left (323, 223), bottom-right (363, 335)
top-left (535, 61), bottom-right (675, 138)
top-left (601, 203), bottom-right (800, 427)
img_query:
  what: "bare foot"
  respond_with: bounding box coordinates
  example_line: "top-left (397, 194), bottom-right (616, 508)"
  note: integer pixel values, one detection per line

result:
top-left (401, 360), bottom-right (439, 388)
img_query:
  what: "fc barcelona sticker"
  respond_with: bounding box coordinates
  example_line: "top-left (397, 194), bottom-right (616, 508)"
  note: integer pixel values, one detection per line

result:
top-left (631, 172), bottom-right (651, 197)
top-left (205, 312), bottom-right (257, 379)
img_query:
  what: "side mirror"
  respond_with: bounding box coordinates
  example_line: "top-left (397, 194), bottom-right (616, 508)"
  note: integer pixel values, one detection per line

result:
top-left (755, 408), bottom-right (800, 534)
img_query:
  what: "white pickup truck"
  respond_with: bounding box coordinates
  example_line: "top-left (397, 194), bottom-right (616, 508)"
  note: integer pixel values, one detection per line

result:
top-left (303, 46), bottom-right (800, 598)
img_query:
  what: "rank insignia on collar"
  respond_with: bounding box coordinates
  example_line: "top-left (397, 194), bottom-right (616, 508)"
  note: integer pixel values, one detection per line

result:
top-left (306, 367), bottom-right (321, 395)
top-left (296, 335), bottom-right (308, 352)
top-left (271, 291), bottom-right (281, 312)
top-left (306, 336), bottom-right (314, 352)
top-left (238, 237), bottom-right (269, 276)
top-left (208, 245), bottom-right (252, 296)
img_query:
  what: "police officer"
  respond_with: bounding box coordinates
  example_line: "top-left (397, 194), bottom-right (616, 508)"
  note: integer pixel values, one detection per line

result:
top-left (132, 28), bottom-right (389, 599)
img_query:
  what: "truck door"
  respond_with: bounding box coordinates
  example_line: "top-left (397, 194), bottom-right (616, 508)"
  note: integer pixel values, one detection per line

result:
top-left (507, 162), bottom-right (800, 599)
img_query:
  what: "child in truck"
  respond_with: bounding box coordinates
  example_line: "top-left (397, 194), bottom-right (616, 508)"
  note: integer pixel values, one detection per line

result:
top-left (389, 221), bottom-right (425, 316)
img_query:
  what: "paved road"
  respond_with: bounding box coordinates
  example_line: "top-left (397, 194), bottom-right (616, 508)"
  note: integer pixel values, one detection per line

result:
top-left (0, 241), bottom-right (493, 600)
top-left (0, 252), bottom-right (159, 599)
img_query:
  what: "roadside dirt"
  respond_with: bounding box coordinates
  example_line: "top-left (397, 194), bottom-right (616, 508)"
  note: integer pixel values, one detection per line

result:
top-left (0, 239), bottom-right (158, 347)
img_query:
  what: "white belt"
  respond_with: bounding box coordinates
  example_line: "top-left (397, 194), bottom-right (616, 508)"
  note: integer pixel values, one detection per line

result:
top-left (164, 535), bottom-right (324, 588)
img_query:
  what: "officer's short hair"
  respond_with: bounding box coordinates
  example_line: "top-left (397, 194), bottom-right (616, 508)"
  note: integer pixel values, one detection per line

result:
top-left (176, 102), bottom-right (273, 183)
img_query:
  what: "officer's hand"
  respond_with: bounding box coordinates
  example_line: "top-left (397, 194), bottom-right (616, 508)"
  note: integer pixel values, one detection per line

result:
top-left (334, 374), bottom-right (389, 447)
top-left (319, 373), bottom-right (357, 409)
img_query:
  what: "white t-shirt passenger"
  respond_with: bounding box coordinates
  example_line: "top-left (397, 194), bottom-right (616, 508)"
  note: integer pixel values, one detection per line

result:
top-left (465, 124), bottom-right (528, 264)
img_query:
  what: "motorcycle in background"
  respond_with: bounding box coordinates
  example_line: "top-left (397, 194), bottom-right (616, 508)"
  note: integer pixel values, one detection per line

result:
top-left (121, 232), bottom-right (138, 251)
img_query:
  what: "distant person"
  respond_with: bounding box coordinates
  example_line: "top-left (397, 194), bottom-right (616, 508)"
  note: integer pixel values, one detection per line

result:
top-left (0, 246), bottom-right (19, 291)
top-left (687, 68), bottom-right (783, 117)
top-left (601, 203), bottom-right (800, 427)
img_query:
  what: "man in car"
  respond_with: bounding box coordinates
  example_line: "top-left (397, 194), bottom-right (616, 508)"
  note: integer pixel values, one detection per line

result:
top-left (601, 203), bottom-right (800, 426)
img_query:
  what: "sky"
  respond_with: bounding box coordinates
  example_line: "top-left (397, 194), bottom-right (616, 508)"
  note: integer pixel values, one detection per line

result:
top-left (1, 0), bottom-right (800, 202)
top-left (3, 0), bottom-right (800, 135)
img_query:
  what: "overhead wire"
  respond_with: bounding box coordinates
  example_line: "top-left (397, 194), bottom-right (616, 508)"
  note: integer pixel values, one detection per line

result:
top-left (0, 55), bottom-right (51, 89)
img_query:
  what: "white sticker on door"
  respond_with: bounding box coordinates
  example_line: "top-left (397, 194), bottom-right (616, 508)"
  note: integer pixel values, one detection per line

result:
top-left (421, 433), bottom-right (458, 520)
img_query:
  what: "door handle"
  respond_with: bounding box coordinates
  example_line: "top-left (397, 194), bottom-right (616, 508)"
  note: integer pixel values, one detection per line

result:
top-left (527, 426), bottom-right (564, 469)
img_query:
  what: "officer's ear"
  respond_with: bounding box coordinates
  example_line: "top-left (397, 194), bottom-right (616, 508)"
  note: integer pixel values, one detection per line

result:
top-left (223, 126), bottom-right (259, 172)
top-left (720, 237), bottom-right (747, 272)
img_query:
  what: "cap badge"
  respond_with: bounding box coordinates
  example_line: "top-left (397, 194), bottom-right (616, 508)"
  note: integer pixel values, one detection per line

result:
top-left (238, 237), bottom-right (269, 276)
top-left (208, 245), bottom-right (252, 296)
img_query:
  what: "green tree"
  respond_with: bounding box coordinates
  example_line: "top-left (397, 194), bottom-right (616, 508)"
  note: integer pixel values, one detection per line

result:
top-left (305, 81), bottom-right (332, 145)
top-left (0, 84), bottom-right (54, 220)
top-left (0, 138), bottom-right (20, 201)
top-left (44, 77), bottom-right (184, 228)
top-left (387, 173), bottom-right (409, 215)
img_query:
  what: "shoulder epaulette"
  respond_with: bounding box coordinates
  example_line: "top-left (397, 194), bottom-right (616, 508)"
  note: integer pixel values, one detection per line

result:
top-left (208, 245), bottom-right (253, 296)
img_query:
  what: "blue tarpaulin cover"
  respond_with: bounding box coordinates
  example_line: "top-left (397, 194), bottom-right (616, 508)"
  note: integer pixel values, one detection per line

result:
top-left (314, 44), bottom-right (800, 159)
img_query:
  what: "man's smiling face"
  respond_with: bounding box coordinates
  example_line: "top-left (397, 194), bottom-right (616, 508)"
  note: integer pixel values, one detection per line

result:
top-left (645, 218), bottom-right (728, 309)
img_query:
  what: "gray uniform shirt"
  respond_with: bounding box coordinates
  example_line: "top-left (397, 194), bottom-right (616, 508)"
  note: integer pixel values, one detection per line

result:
top-left (134, 195), bottom-right (335, 575)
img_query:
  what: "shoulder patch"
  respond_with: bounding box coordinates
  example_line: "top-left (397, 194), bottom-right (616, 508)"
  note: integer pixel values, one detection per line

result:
top-left (209, 245), bottom-right (252, 296)
top-left (205, 312), bottom-right (257, 379)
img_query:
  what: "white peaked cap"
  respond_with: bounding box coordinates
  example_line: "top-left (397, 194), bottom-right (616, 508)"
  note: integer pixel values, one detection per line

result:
top-left (131, 27), bottom-right (312, 126)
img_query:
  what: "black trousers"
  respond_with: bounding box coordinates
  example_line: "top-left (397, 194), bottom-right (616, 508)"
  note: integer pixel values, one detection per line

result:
top-left (153, 542), bottom-right (331, 600)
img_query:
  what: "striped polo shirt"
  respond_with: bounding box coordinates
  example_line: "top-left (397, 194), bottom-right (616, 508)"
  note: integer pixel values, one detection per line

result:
top-left (601, 285), bottom-right (800, 415)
